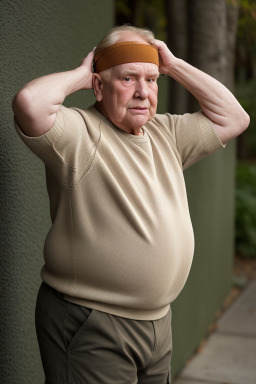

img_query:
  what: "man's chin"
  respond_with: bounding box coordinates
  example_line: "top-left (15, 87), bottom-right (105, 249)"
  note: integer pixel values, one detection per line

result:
top-left (129, 115), bottom-right (149, 128)
top-left (115, 114), bottom-right (152, 133)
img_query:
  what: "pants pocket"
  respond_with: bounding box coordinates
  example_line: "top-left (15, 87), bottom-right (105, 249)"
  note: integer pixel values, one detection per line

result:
top-left (63, 301), bottom-right (94, 351)
top-left (35, 282), bottom-right (95, 382)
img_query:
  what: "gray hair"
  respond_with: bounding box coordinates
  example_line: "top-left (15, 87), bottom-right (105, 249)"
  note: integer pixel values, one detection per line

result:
top-left (94, 25), bottom-right (155, 57)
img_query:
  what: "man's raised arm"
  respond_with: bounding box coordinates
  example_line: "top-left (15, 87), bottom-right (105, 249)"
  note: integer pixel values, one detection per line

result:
top-left (153, 40), bottom-right (250, 144)
top-left (12, 50), bottom-right (95, 137)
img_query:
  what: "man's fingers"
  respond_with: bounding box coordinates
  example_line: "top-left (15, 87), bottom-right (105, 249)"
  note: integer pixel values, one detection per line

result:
top-left (80, 48), bottom-right (95, 67)
top-left (152, 39), bottom-right (166, 51)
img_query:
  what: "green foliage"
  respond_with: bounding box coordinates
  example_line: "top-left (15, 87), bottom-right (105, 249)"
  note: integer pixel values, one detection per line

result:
top-left (235, 162), bottom-right (256, 258)
top-left (237, 0), bottom-right (256, 45)
top-left (235, 0), bottom-right (256, 81)
top-left (115, 0), bottom-right (132, 18)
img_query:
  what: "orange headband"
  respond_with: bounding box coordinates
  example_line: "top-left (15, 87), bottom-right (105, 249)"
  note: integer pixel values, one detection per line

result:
top-left (93, 41), bottom-right (159, 72)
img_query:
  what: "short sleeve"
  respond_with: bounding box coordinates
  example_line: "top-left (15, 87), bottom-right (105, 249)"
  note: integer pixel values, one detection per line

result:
top-left (155, 111), bottom-right (225, 170)
top-left (14, 105), bottom-right (100, 186)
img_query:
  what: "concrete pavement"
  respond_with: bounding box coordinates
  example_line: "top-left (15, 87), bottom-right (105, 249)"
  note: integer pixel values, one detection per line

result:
top-left (174, 279), bottom-right (256, 384)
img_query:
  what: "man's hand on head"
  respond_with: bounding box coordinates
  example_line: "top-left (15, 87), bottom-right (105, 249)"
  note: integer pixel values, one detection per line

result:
top-left (151, 39), bottom-right (178, 75)
top-left (78, 49), bottom-right (95, 90)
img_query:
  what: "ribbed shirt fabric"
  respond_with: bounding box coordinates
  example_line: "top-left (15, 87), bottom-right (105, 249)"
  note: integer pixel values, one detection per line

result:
top-left (15, 105), bottom-right (224, 320)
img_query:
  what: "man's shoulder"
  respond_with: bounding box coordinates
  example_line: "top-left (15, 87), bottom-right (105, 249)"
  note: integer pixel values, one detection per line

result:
top-left (61, 104), bottom-right (97, 119)
top-left (147, 111), bottom-right (207, 132)
top-left (149, 112), bottom-right (171, 125)
top-left (61, 105), bottom-right (102, 130)
top-left (147, 112), bottom-right (180, 129)
top-left (145, 112), bottom-right (177, 135)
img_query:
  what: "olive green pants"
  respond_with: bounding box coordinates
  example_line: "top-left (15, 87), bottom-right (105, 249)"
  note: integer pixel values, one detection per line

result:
top-left (35, 283), bottom-right (172, 384)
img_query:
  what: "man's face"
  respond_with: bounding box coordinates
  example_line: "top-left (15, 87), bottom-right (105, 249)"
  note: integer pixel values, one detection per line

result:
top-left (96, 62), bottom-right (159, 134)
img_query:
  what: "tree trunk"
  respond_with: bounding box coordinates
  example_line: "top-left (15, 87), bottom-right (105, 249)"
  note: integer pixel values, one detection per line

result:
top-left (226, 3), bottom-right (239, 89)
top-left (166, 0), bottom-right (239, 113)
top-left (165, 0), bottom-right (189, 113)
top-left (187, 0), bottom-right (227, 112)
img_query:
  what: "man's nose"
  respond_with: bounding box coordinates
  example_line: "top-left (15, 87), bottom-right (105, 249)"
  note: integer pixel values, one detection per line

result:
top-left (134, 80), bottom-right (148, 99)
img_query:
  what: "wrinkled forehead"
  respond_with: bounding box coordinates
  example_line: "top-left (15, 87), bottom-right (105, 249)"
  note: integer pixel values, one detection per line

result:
top-left (112, 62), bottom-right (160, 77)
top-left (94, 41), bottom-right (159, 73)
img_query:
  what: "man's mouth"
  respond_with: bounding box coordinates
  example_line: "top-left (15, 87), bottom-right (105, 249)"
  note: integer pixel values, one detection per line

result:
top-left (129, 107), bottom-right (149, 115)
top-left (130, 107), bottom-right (148, 110)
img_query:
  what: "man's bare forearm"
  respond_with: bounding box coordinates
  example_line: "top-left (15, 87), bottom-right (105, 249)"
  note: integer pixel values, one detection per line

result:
top-left (166, 58), bottom-right (250, 143)
top-left (153, 39), bottom-right (250, 144)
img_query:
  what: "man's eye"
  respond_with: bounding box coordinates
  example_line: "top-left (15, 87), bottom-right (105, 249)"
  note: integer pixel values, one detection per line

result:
top-left (124, 77), bottom-right (131, 82)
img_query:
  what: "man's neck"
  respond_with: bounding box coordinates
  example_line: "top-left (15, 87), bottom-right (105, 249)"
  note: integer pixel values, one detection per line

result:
top-left (94, 102), bottom-right (143, 136)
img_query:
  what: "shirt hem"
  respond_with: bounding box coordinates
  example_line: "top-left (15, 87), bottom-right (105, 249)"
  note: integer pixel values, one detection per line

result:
top-left (63, 294), bottom-right (170, 321)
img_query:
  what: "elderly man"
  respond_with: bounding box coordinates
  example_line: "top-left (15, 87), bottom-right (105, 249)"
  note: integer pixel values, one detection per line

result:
top-left (12, 25), bottom-right (249, 384)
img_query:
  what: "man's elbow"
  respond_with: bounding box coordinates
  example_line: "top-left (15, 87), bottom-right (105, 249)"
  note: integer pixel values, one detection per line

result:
top-left (216, 110), bottom-right (250, 144)
top-left (12, 87), bottom-right (42, 136)
top-left (12, 87), bottom-right (33, 117)
top-left (240, 110), bottom-right (250, 133)
top-left (232, 109), bottom-right (250, 138)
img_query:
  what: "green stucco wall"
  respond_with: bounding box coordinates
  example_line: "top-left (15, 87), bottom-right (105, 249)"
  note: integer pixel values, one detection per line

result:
top-left (158, 74), bottom-right (235, 379)
top-left (1, 1), bottom-right (234, 381)
top-left (0, 1), bottom-right (114, 383)
top-left (172, 142), bottom-right (235, 377)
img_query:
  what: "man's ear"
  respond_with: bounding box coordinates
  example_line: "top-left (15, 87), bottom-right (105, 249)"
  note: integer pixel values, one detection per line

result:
top-left (93, 73), bottom-right (103, 102)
